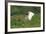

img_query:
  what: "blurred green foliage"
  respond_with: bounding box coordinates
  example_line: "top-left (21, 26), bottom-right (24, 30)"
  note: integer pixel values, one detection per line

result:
top-left (11, 15), bottom-right (40, 28)
top-left (11, 6), bottom-right (40, 16)
top-left (10, 5), bottom-right (41, 28)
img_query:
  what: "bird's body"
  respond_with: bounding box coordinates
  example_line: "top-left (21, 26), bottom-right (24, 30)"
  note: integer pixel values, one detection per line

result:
top-left (28, 11), bottom-right (34, 20)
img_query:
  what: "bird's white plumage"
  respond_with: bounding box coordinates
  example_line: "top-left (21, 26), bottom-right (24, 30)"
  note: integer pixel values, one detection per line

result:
top-left (28, 11), bottom-right (34, 20)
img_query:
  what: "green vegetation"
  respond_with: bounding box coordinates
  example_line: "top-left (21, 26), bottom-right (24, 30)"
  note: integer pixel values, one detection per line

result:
top-left (10, 5), bottom-right (41, 28)
top-left (11, 6), bottom-right (40, 16)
